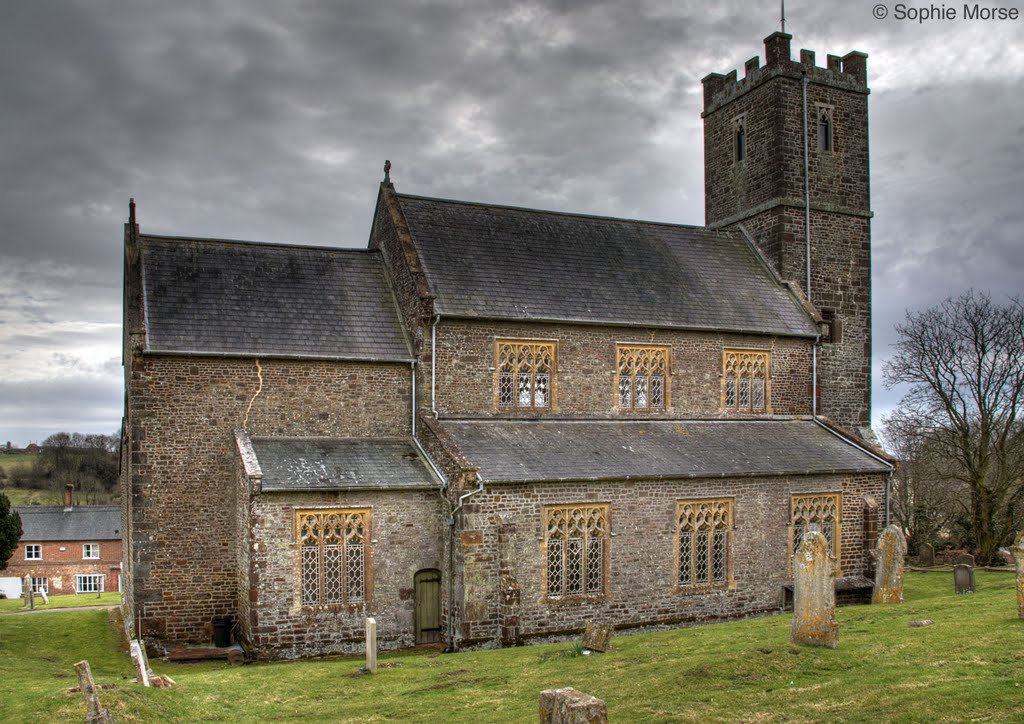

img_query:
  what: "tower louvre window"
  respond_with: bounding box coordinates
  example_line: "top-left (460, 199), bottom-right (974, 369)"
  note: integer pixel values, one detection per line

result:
top-left (733, 114), bottom-right (747, 162)
top-left (817, 106), bottom-right (834, 152)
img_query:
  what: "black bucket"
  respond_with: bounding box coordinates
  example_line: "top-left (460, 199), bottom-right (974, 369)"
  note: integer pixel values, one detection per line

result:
top-left (212, 616), bottom-right (233, 648)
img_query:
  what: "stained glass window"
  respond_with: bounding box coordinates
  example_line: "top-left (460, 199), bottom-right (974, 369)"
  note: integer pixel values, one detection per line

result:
top-left (296, 509), bottom-right (369, 607)
top-left (545, 505), bottom-right (609, 599)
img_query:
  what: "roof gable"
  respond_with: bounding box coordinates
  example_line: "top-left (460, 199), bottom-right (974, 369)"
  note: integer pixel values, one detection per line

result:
top-left (140, 237), bottom-right (412, 361)
top-left (395, 194), bottom-right (818, 337)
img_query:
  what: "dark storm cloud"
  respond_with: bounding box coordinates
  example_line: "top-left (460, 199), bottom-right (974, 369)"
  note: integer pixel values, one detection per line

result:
top-left (0, 1), bottom-right (1020, 443)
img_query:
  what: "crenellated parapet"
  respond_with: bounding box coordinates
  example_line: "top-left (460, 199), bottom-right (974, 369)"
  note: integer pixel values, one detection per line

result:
top-left (702, 32), bottom-right (868, 116)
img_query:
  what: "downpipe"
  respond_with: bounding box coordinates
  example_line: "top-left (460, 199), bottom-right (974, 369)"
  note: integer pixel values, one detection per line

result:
top-left (446, 474), bottom-right (484, 651)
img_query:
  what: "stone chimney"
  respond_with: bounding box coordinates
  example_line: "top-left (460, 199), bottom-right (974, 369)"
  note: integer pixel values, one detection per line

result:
top-left (64, 484), bottom-right (74, 509)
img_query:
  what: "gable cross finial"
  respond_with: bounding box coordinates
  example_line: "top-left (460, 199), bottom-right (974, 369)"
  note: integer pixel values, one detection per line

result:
top-left (383, 159), bottom-right (391, 184)
top-left (781, 0), bottom-right (786, 33)
top-left (129, 197), bottom-right (136, 226)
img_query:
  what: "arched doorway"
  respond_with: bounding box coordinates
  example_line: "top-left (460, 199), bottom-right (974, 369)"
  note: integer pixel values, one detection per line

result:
top-left (414, 569), bottom-right (442, 644)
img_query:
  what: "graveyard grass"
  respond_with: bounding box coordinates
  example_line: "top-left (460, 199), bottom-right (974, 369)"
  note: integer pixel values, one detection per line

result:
top-left (2, 572), bottom-right (1022, 723)
top-left (0, 591), bottom-right (122, 613)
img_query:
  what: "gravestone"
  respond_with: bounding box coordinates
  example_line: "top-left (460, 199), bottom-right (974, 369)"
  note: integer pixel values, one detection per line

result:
top-left (953, 553), bottom-right (975, 568)
top-left (581, 622), bottom-right (613, 652)
top-left (540, 687), bottom-right (608, 724)
top-left (23, 575), bottom-right (33, 610)
top-left (74, 660), bottom-right (114, 723)
top-left (791, 530), bottom-right (839, 648)
top-left (130, 640), bottom-right (150, 687)
top-left (1011, 530), bottom-right (1024, 619)
top-left (917, 542), bottom-right (935, 567)
top-left (953, 563), bottom-right (976, 594)
top-left (365, 617), bottom-right (377, 674)
top-left (873, 525), bottom-right (907, 604)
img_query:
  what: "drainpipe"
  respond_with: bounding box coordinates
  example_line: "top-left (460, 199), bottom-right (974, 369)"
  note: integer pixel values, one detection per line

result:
top-left (802, 73), bottom-right (819, 420)
top-left (446, 473), bottom-right (484, 651)
top-left (430, 315), bottom-right (440, 419)
top-left (410, 361), bottom-right (417, 438)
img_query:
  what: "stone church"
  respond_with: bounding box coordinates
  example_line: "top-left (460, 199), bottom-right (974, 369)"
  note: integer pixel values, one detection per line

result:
top-left (121, 31), bottom-right (892, 660)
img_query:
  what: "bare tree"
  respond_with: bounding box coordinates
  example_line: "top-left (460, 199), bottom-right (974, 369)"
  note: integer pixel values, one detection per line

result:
top-left (884, 291), bottom-right (1024, 564)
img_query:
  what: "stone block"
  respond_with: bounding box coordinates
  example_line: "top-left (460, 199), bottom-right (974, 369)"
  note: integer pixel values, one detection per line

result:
top-left (540, 687), bottom-right (608, 724)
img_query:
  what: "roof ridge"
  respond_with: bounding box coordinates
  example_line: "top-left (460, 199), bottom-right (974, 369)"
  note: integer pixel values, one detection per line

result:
top-left (140, 234), bottom-right (378, 254)
top-left (395, 192), bottom-right (737, 235)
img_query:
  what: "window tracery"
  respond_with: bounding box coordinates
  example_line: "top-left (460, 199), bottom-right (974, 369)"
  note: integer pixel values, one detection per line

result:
top-left (616, 345), bottom-right (670, 410)
top-left (296, 508), bottom-right (370, 607)
top-left (790, 493), bottom-right (841, 573)
top-left (722, 349), bottom-right (770, 413)
top-left (496, 340), bottom-right (556, 409)
top-left (544, 504), bottom-right (609, 599)
top-left (677, 498), bottom-right (733, 588)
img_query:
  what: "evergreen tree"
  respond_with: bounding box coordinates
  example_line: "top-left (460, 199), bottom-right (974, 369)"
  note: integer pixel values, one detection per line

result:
top-left (0, 492), bottom-right (22, 570)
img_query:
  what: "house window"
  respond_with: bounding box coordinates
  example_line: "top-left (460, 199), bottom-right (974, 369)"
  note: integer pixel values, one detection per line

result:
top-left (817, 106), bottom-right (834, 152)
top-left (677, 498), bottom-right (734, 588)
top-left (496, 339), bottom-right (556, 409)
top-left (616, 345), bottom-right (670, 410)
top-left (733, 114), bottom-right (747, 162)
top-left (83, 543), bottom-right (100, 559)
top-left (76, 574), bottom-right (105, 593)
top-left (25, 544), bottom-right (41, 560)
top-left (722, 349), bottom-right (770, 412)
top-left (31, 577), bottom-right (48, 594)
top-left (544, 504), bottom-right (609, 599)
top-left (296, 508), bottom-right (370, 607)
top-left (790, 492), bottom-right (841, 573)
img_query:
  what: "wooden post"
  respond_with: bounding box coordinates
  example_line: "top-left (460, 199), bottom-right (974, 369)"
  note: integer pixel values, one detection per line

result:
top-left (23, 575), bottom-right (33, 610)
top-left (74, 660), bottom-right (115, 723)
top-left (130, 640), bottom-right (150, 687)
top-left (365, 617), bottom-right (377, 674)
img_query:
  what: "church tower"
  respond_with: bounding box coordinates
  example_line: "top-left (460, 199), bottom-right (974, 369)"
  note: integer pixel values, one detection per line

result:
top-left (702, 32), bottom-right (872, 433)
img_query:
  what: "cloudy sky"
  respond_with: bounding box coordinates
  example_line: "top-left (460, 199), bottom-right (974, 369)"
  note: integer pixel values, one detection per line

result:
top-left (1, 1), bottom-right (1021, 446)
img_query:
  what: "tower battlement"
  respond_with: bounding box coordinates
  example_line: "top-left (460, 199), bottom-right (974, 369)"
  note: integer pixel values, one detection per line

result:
top-left (702, 33), bottom-right (868, 116)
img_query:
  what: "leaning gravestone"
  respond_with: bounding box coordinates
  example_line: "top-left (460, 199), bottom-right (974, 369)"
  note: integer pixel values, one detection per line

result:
top-left (873, 525), bottom-right (907, 604)
top-left (1011, 530), bottom-right (1024, 619)
top-left (540, 687), bottom-right (608, 724)
top-left (953, 553), bottom-right (975, 568)
top-left (917, 542), bottom-right (935, 567)
top-left (953, 563), bottom-right (976, 594)
top-left (791, 531), bottom-right (839, 648)
top-left (581, 622), bottom-right (613, 652)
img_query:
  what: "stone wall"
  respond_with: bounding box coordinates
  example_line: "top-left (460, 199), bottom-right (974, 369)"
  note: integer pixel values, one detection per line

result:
top-left (242, 488), bottom-right (446, 660)
top-left (1, 539), bottom-right (122, 595)
top-left (453, 471), bottom-right (885, 647)
top-left (429, 319), bottom-right (813, 419)
top-left (122, 353), bottom-right (412, 644)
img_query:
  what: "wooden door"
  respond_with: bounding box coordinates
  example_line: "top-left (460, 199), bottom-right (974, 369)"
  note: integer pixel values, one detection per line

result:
top-left (414, 569), bottom-right (442, 644)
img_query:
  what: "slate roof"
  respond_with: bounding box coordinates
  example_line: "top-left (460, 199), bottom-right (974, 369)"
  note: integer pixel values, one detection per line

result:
top-left (15, 506), bottom-right (121, 542)
top-left (246, 437), bottom-right (439, 492)
top-left (140, 236), bottom-right (412, 360)
top-left (396, 194), bottom-right (819, 337)
top-left (439, 420), bottom-right (890, 483)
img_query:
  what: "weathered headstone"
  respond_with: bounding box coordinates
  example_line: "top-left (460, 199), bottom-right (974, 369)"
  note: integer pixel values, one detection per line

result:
top-left (130, 640), bottom-right (150, 687)
top-left (365, 617), bottom-right (377, 674)
top-left (791, 530), bottom-right (839, 648)
top-left (1011, 530), bottom-right (1024, 619)
top-left (953, 563), bottom-right (976, 594)
top-left (540, 687), bottom-right (608, 724)
top-left (74, 660), bottom-right (114, 723)
top-left (23, 575), bottom-right (33, 610)
top-left (581, 622), bottom-right (613, 653)
top-left (872, 525), bottom-right (908, 604)
top-left (917, 542), bottom-right (935, 567)
top-left (953, 553), bottom-right (975, 568)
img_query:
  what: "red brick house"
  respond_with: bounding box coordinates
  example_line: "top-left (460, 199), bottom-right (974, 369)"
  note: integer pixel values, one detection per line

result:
top-left (121, 31), bottom-right (892, 659)
top-left (2, 498), bottom-right (121, 596)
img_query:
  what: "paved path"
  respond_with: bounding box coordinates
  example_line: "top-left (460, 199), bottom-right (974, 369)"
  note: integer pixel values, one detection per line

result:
top-left (0, 604), bottom-right (118, 616)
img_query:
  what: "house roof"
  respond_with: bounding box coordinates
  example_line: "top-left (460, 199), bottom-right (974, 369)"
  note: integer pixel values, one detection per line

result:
top-left (139, 236), bottom-right (412, 361)
top-left (15, 506), bottom-right (120, 542)
top-left (395, 193), bottom-right (819, 337)
top-left (438, 419), bottom-right (890, 484)
top-left (242, 437), bottom-right (440, 492)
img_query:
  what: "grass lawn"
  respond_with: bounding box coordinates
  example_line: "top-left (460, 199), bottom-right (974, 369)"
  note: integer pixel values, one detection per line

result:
top-left (0, 453), bottom-right (37, 474)
top-left (0, 592), bottom-right (122, 613)
top-left (0, 487), bottom-right (61, 506)
top-left (1, 572), bottom-right (1022, 722)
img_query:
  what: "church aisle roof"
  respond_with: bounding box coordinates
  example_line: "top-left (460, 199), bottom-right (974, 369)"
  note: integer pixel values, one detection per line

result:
top-left (15, 506), bottom-right (121, 541)
top-left (241, 436), bottom-right (439, 491)
top-left (439, 419), bottom-right (890, 483)
top-left (395, 193), bottom-right (819, 337)
top-left (140, 236), bottom-right (412, 361)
